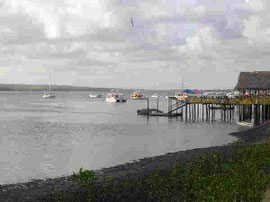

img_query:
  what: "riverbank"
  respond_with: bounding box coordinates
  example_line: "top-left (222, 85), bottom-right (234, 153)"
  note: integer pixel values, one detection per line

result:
top-left (0, 123), bottom-right (270, 201)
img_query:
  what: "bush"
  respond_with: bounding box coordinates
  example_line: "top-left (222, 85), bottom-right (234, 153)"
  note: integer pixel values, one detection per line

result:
top-left (51, 143), bottom-right (270, 201)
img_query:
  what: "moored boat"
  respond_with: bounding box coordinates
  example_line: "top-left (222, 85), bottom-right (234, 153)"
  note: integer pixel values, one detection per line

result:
top-left (106, 93), bottom-right (127, 103)
top-left (42, 92), bottom-right (55, 99)
top-left (130, 91), bottom-right (145, 99)
top-left (43, 73), bottom-right (55, 99)
top-left (174, 92), bottom-right (188, 100)
top-left (151, 93), bottom-right (160, 98)
top-left (89, 93), bottom-right (103, 98)
top-left (42, 83), bottom-right (55, 99)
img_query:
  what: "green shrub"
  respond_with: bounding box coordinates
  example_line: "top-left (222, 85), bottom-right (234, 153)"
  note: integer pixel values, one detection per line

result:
top-left (72, 167), bottom-right (95, 202)
top-left (51, 143), bottom-right (270, 201)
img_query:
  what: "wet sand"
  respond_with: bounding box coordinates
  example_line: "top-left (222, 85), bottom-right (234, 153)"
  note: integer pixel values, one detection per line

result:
top-left (0, 123), bottom-right (269, 202)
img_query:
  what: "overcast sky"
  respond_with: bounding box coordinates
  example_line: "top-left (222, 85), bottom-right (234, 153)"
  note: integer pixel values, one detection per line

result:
top-left (0, 0), bottom-right (269, 89)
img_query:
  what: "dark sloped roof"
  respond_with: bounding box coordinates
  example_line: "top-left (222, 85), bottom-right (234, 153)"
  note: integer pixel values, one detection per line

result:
top-left (235, 71), bottom-right (270, 90)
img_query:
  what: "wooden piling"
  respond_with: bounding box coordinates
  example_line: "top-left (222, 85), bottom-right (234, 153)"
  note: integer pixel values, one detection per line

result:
top-left (197, 104), bottom-right (199, 120)
top-left (185, 104), bottom-right (188, 121)
top-left (156, 97), bottom-right (159, 111)
top-left (147, 97), bottom-right (149, 117)
top-left (202, 104), bottom-right (204, 121)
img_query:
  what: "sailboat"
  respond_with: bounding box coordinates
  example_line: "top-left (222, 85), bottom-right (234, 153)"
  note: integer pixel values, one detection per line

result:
top-left (42, 80), bottom-right (55, 99)
top-left (151, 82), bottom-right (160, 98)
top-left (174, 75), bottom-right (188, 100)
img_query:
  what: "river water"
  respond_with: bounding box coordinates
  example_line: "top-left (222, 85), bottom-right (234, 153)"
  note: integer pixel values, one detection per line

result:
top-left (0, 91), bottom-right (239, 184)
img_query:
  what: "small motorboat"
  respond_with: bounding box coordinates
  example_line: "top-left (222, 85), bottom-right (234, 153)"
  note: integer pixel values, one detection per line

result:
top-left (130, 91), bottom-right (145, 99)
top-left (174, 92), bottom-right (188, 100)
top-left (106, 93), bottom-right (127, 103)
top-left (151, 94), bottom-right (160, 98)
top-left (89, 93), bottom-right (103, 98)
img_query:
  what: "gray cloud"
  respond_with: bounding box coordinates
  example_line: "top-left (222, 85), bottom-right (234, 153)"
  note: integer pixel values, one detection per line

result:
top-left (0, 0), bottom-right (269, 89)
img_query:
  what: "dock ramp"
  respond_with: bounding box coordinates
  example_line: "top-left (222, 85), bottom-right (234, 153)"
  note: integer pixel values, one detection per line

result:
top-left (168, 101), bottom-right (187, 113)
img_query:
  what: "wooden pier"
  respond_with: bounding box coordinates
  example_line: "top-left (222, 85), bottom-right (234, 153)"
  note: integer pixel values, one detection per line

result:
top-left (139, 96), bottom-right (270, 123)
top-left (167, 96), bottom-right (270, 123)
top-left (138, 71), bottom-right (270, 123)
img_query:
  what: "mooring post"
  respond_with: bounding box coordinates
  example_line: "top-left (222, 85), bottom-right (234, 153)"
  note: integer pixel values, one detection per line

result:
top-left (267, 105), bottom-right (270, 119)
top-left (256, 96), bottom-right (260, 122)
top-left (202, 104), bottom-right (204, 121)
top-left (208, 104), bottom-right (212, 121)
top-left (189, 103), bottom-right (191, 119)
top-left (262, 105), bottom-right (266, 120)
top-left (228, 106), bottom-right (230, 121)
top-left (265, 105), bottom-right (268, 120)
top-left (223, 107), bottom-right (226, 121)
top-left (210, 104), bottom-right (212, 121)
top-left (254, 104), bottom-right (258, 122)
top-left (229, 104), bottom-right (232, 120)
top-left (185, 104), bottom-right (188, 121)
top-left (181, 103), bottom-right (184, 120)
top-left (167, 98), bottom-right (169, 113)
top-left (188, 104), bottom-right (191, 121)
top-left (243, 105), bottom-right (246, 121)
top-left (213, 105), bottom-right (216, 120)
top-left (206, 104), bottom-right (208, 119)
top-left (206, 104), bottom-right (209, 121)
top-left (147, 97), bottom-right (149, 116)
top-left (156, 97), bottom-right (159, 111)
top-left (239, 105), bottom-right (242, 122)
top-left (212, 104), bottom-right (215, 121)
top-left (268, 105), bottom-right (270, 119)
top-left (259, 104), bottom-right (261, 122)
top-left (249, 105), bottom-right (252, 121)
top-left (197, 104), bottom-right (199, 120)
top-left (266, 105), bottom-right (269, 120)
top-left (193, 103), bottom-right (195, 121)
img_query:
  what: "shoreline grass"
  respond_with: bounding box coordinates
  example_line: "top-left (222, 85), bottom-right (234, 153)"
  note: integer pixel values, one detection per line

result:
top-left (50, 126), bottom-right (270, 201)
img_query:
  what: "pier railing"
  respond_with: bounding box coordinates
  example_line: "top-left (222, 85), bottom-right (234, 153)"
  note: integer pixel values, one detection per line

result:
top-left (168, 101), bottom-right (187, 113)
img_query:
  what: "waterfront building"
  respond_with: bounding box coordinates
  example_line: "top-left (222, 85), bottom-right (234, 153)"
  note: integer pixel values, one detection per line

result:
top-left (235, 71), bottom-right (270, 95)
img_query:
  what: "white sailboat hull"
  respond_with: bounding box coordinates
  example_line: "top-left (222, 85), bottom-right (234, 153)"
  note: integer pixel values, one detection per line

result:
top-left (42, 94), bottom-right (55, 98)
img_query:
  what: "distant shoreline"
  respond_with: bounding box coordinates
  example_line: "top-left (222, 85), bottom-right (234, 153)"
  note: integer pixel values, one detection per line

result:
top-left (0, 83), bottom-right (233, 92)
top-left (0, 83), bottom-right (112, 92)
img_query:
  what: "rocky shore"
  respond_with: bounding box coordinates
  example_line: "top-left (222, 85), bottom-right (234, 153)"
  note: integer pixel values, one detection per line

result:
top-left (0, 123), bottom-right (269, 202)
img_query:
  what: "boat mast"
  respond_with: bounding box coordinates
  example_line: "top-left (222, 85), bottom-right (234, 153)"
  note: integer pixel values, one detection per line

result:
top-left (181, 75), bottom-right (183, 91)
top-left (48, 72), bottom-right (52, 92)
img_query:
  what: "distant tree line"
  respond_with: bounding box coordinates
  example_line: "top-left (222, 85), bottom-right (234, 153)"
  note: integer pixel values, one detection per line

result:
top-left (0, 84), bottom-right (112, 91)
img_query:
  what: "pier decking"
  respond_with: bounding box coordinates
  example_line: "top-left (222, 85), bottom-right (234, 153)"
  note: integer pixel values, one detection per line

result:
top-left (167, 96), bottom-right (270, 123)
top-left (188, 96), bottom-right (270, 105)
top-left (138, 96), bottom-right (270, 124)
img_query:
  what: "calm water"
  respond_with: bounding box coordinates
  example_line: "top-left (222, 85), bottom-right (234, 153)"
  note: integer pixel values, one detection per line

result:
top-left (0, 91), bottom-right (239, 184)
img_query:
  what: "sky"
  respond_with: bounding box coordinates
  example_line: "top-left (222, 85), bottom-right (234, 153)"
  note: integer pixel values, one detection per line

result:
top-left (0, 0), bottom-right (269, 90)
